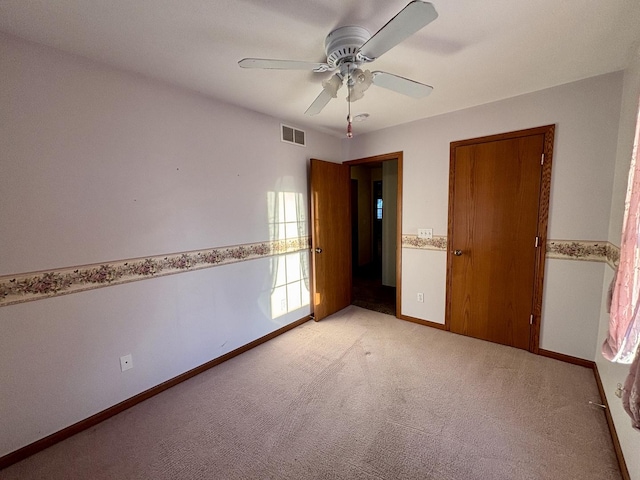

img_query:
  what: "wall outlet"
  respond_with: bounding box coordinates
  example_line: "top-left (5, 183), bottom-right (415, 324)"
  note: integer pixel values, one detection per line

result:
top-left (120, 354), bottom-right (133, 372)
top-left (417, 228), bottom-right (433, 239)
top-left (417, 292), bottom-right (424, 303)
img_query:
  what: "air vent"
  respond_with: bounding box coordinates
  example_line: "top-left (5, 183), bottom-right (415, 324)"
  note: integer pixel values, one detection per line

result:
top-left (281, 124), bottom-right (306, 147)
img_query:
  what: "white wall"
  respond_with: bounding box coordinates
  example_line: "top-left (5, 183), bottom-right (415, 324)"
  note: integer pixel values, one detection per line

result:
top-left (401, 249), bottom-right (446, 321)
top-left (344, 72), bottom-right (623, 362)
top-left (596, 45), bottom-right (640, 480)
top-left (0, 33), bottom-right (341, 457)
top-left (381, 160), bottom-right (397, 287)
top-left (540, 260), bottom-right (606, 360)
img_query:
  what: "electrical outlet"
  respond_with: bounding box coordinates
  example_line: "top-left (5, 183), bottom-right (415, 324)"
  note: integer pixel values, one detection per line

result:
top-left (120, 354), bottom-right (133, 372)
top-left (417, 292), bottom-right (424, 303)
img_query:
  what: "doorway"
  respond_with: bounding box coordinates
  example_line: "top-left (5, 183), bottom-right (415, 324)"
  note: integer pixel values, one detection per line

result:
top-left (346, 154), bottom-right (401, 316)
top-left (445, 126), bottom-right (554, 351)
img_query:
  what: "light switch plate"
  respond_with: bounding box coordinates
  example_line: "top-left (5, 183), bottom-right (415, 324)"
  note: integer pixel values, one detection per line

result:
top-left (418, 228), bottom-right (433, 239)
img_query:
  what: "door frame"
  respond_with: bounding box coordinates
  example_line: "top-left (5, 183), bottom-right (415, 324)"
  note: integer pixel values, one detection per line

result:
top-left (445, 125), bottom-right (555, 352)
top-left (345, 151), bottom-right (403, 318)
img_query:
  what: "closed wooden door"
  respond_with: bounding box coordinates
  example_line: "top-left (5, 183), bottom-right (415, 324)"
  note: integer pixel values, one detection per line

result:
top-left (310, 159), bottom-right (352, 321)
top-left (446, 127), bottom-right (553, 350)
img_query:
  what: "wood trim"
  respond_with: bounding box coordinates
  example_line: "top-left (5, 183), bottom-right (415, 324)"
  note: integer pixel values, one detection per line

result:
top-left (0, 315), bottom-right (312, 471)
top-left (538, 348), bottom-right (594, 369)
top-left (344, 151), bottom-right (403, 166)
top-left (444, 142), bottom-right (457, 332)
top-left (397, 314), bottom-right (447, 330)
top-left (530, 125), bottom-right (555, 353)
top-left (450, 125), bottom-right (556, 147)
top-left (344, 152), bottom-right (404, 318)
top-left (593, 363), bottom-right (631, 480)
top-left (396, 155), bottom-right (404, 318)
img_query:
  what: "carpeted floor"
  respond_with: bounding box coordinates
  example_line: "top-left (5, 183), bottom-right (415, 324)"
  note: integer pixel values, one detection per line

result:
top-left (1, 306), bottom-right (621, 479)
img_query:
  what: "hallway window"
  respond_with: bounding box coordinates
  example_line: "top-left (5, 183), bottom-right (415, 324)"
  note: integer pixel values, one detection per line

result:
top-left (376, 198), bottom-right (383, 220)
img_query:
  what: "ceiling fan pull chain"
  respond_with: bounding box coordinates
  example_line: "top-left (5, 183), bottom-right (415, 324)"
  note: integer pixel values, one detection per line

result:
top-left (347, 65), bottom-right (353, 138)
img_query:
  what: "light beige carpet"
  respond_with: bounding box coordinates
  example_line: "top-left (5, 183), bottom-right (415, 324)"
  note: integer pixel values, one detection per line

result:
top-left (1, 306), bottom-right (621, 479)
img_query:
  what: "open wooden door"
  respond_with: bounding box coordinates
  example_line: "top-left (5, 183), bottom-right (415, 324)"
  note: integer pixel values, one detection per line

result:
top-left (310, 158), bottom-right (352, 321)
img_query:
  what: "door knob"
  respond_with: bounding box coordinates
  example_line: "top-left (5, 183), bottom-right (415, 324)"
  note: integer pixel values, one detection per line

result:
top-left (315, 248), bottom-right (323, 254)
top-left (453, 250), bottom-right (462, 256)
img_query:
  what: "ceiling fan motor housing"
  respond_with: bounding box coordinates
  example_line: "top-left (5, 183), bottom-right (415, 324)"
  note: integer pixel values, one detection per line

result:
top-left (324, 26), bottom-right (371, 69)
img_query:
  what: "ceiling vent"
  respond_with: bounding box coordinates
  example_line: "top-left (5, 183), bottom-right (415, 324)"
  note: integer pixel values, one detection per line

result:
top-left (281, 124), bottom-right (306, 147)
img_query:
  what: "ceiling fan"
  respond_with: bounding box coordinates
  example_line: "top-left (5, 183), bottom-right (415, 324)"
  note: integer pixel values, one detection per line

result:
top-left (238, 1), bottom-right (438, 134)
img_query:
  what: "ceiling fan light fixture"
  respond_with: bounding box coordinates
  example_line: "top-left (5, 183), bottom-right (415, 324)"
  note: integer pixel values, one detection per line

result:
top-left (238, 2), bottom-right (438, 130)
top-left (322, 74), bottom-right (343, 97)
top-left (354, 68), bottom-right (372, 85)
top-left (347, 68), bottom-right (373, 102)
top-left (347, 86), bottom-right (365, 102)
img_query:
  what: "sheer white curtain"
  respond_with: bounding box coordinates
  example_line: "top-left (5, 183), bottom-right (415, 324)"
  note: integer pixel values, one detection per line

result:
top-left (603, 96), bottom-right (640, 429)
top-left (604, 100), bottom-right (640, 364)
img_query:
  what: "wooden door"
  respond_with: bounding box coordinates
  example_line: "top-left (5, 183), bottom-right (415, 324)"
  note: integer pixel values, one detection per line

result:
top-left (310, 159), bottom-right (352, 321)
top-left (446, 127), bottom-right (553, 350)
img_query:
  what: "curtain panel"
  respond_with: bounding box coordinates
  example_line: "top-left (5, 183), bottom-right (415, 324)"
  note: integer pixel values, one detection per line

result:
top-left (604, 97), bottom-right (640, 430)
top-left (604, 101), bottom-right (640, 364)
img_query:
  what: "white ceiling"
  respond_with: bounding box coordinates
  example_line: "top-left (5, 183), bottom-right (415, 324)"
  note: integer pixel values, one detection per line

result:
top-left (1, 0), bottom-right (639, 137)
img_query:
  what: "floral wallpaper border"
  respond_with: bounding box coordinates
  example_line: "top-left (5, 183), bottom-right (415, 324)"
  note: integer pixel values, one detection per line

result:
top-left (0, 238), bottom-right (310, 308)
top-left (1, 236), bottom-right (620, 308)
top-left (402, 235), bottom-right (620, 269)
top-left (546, 240), bottom-right (619, 269)
top-left (402, 235), bottom-right (448, 250)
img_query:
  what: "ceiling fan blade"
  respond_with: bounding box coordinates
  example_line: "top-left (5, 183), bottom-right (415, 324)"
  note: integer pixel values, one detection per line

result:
top-left (358, 1), bottom-right (438, 61)
top-left (371, 71), bottom-right (433, 98)
top-left (305, 89), bottom-right (334, 116)
top-left (238, 58), bottom-right (331, 72)
top-left (305, 73), bottom-right (343, 115)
